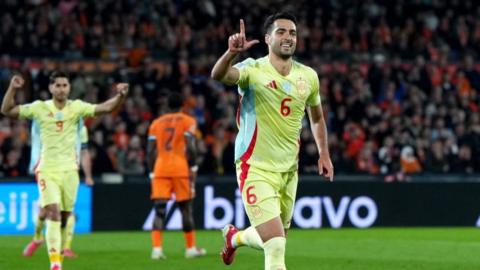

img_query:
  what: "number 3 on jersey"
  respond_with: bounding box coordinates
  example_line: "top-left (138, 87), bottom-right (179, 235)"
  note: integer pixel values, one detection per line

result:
top-left (280, 98), bottom-right (292, 116)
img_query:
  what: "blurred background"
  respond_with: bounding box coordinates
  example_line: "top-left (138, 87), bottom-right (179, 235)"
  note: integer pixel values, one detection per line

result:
top-left (1, 0), bottom-right (480, 233)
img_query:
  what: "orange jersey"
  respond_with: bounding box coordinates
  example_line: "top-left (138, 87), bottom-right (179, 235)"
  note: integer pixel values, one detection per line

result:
top-left (148, 112), bottom-right (196, 177)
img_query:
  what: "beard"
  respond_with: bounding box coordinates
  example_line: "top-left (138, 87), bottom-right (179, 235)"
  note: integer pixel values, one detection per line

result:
top-left (53, 92), bottom-right (68, 101)
top-left (273, 43), bottom-right (296, 59)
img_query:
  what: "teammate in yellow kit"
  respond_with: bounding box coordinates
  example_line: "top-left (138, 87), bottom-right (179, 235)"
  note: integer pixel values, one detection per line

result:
top-left (211, 12), bottom-right (334, 270)
top-left (1, 71), bottom-right (128, 270)
top-left (23, 124), bottom-right (93, 258)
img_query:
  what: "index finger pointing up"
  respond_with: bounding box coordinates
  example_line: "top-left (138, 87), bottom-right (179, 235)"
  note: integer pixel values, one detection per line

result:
top-left (240, 19), bottom-right (245, 35)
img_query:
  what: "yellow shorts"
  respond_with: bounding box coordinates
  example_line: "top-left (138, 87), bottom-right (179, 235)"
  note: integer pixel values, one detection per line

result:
top-left (236, 164), bottom-right (298, 229)
top-left (36, 170), bottom-right (79, 211)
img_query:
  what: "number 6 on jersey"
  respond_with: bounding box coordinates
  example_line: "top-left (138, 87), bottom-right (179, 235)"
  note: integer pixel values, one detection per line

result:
top-left (246, 185), bottom-right (257, 204)
top-left (280, 98), bottom-right (292, 116)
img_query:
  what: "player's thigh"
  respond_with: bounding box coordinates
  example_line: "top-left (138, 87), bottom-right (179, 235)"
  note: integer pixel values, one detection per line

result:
top-left (172, 177), bottom-right (194, 202)
top-left (151, 178), bottom-right (173, 200)
top-left (280, 171), bottom-right (298, 229)
top-left (36, 171), bottom-right (61, 208)
top-left (237, 166), bottom-right (282, 227)
top-left (62, 171), bottom-right (80, 212)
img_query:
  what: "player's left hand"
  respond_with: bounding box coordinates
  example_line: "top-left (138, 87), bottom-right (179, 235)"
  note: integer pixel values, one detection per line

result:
top-left (318, 155), bottom-right (334, 181)
top-left (116, 83), bottom-right (129, 97)
top-left (85, 176), bottom-right (94, 186)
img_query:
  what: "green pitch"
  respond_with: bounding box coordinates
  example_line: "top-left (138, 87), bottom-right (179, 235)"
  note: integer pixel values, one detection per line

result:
top-left (1, 228), bottom-right (479, 270)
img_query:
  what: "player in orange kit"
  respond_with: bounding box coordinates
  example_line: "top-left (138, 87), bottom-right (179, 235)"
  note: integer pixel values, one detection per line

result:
top-left (147, 92), bottom-right (206, 259)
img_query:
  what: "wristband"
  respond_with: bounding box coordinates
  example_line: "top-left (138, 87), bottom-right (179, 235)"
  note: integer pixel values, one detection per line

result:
top-left (190, 165), bottom-right (199, 172)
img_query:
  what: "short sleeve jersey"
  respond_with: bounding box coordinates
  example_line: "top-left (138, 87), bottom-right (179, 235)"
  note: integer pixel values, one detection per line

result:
top-left (20, 100), bottom-right (95, 172)
top-left (29, 119), bottom-right (88, 174)
top-left (148, 112), bottom-right (197, 177)
top-left (233, 56), bottom-right (321, 172)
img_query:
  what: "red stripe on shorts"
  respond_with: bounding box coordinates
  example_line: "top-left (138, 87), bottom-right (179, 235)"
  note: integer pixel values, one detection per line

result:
top-left (238, 123), bottom-right (257, 192)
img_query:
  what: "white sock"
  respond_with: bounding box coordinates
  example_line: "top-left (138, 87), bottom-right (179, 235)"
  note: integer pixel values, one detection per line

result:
top-left (264, 237), bottom-right (286, 270)
top-left (232, 226), bottom-right (264, 250)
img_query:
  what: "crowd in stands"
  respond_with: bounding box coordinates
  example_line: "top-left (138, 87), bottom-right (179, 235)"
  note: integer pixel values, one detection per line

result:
top-left (1, 0), bottom-right (480, 179)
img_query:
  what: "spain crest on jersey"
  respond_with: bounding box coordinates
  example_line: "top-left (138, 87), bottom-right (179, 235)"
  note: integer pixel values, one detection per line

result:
top-left (296, 77), bottom-right (307, 98)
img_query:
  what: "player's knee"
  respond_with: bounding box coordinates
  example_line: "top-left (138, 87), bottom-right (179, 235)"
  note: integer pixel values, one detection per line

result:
top-left (154, 201), bottom-right (167, 218)
top-left (38, 207), bottom-right (48, 219)
top-left (153, 201), bottom-right (167, 230)
top-left (182, 216), bottom-right (194, 232)
top-left (43, 205), bottom-right (61, 221)
top-left (178, 200), bottom-right (194, 231)
top-left (181, 209), bottom-right (195, 231)
top-left (60, 212), bottom-right (72, 227)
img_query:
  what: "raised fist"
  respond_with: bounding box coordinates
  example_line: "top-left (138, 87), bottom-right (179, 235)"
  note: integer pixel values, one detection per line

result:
top-left (10, 75), bottom-right (25, 89)
top-left (116, 83), bottom-right (129, 97)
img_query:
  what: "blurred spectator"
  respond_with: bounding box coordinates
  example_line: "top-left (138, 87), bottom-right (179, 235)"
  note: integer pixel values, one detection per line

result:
top-left (400, 146), bottom-right (422, 174)
top-left (356, 140), bottom-right (379, 174)
top-left (378, 136), bottom-right (398, 176)
top-left (425, 140), bottom-right (449, 173)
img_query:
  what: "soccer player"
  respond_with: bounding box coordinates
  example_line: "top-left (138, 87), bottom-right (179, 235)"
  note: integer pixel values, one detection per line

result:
top-left (23, 123), bottom-right (93, 258)
top-left (147, 92), bottom-right (206, 260)
top-left (1, 72), bottom-right (128, 270)
top-left (211, 12), bottom-right (334, 270)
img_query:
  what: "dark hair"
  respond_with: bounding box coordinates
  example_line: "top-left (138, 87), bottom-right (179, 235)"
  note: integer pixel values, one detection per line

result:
top-left (263, 12), bottom-right (297, 34)
top-left (168, 92), bottom-right (184, 110)
top-left (49, 71), bottom-right (70, 84)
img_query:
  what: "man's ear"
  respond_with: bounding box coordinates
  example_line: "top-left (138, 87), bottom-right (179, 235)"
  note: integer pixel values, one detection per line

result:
top-left (265, 34), bottom-right (271, 45)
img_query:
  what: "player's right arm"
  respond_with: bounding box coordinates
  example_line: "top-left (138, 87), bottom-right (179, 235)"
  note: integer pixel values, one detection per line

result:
top-left (1, 75), bottom-right (25, 118)
top-left (147, 121), bottom-right (158, 179)
top-left (211, 19), bottom-right (259, 85)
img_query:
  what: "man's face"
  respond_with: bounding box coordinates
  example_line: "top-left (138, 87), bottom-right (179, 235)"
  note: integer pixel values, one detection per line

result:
top-left (49, 77), bottom-right (70, 102)
top-left (265, 19), bottom-right (297, 59)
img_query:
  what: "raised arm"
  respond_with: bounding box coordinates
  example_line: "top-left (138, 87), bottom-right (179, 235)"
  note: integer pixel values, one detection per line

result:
top-left (1, 75), bottom-right (25, 118)
top-left (306, 104), bottom-right (334, 181)
top-left (211, 19), bottom-right (259, 85)
top-left (94, 83), bottom-right (129, 116)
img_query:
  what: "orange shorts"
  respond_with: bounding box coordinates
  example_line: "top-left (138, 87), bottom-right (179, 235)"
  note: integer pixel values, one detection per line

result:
top-left (151, 177), bottom-right (195, 202)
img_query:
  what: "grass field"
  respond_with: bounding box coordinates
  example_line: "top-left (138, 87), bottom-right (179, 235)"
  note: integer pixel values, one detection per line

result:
top-left (1, 228), bottom-right (479, 270)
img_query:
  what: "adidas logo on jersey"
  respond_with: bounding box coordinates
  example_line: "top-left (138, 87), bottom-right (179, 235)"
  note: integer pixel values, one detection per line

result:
top-left (265, 80), bottom-right (278, 89)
